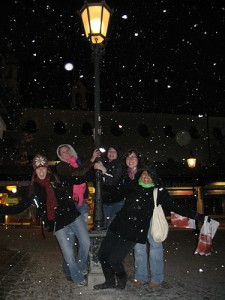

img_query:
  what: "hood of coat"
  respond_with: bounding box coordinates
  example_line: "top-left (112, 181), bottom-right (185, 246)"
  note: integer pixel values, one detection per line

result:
top-left (135, 162), bottom-right (161, 186)
top-left (56, 144), bottom-right (78, 162)
top-left (105, 144), bottom-right (122, 160)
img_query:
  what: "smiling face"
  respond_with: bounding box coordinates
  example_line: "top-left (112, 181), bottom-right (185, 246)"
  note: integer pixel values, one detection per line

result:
top-left (59, 146), bottom-right (72, 160)
top-left (126, 151), bottom-right (139, 170)
top-left (107, 147), bottom-right (118, 162)
top-left (140, 170), bottom-right (153, 184)
top-left (36, 167), bottom-right (48, 180)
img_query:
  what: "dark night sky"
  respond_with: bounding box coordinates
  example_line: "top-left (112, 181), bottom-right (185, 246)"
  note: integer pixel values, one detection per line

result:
top-left (0, 0), bottom-right (225, 116)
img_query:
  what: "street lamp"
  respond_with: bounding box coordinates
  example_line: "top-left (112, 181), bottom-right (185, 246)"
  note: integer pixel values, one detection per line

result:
top-left (187, 157), bottom-right (197, 169)
top-left (187, 154), bottom-right (199, 234)
top-left (187, 153), bottom-right (197, 204)
top-left (79, 1), bottom-right (112, 230)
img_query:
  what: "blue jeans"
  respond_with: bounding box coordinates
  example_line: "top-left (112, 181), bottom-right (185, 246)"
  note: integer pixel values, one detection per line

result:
top-left (134, 221), bottom-right (164, 283)
top-left (75, 200), bottom-right (88, 225)
top-left (55, 216), bottom-right (90, 283)
top-left (103, 201), bottom-right (124, 228)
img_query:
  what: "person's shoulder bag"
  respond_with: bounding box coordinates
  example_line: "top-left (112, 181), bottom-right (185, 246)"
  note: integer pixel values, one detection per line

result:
top-left (151, 187), bottom-right (169, 242)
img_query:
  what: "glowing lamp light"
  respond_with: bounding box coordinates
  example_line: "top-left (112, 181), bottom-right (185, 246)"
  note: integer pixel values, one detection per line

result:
top-left (187, 158), bottom-right (197, 169)
top-left (80, 2), bottom-right (112, 44)
top-left (6, 186), bottom-right (17, 193)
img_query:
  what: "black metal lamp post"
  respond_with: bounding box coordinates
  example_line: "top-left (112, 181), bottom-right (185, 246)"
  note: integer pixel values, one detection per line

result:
top-left (187, 154), bottom-right (199, 234)
top-left (79, 1), bottom-right (112, 230)
top-left (187, 154), bottom-right (197, 208)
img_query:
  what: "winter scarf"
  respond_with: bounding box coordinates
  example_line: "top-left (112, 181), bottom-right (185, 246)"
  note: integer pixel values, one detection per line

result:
top-left (66, 157), bottom-right (86, 207)
top-left (128, 168), bottom-right (137, 180)
top-left (35, 176), bottom-right (58, 221)
top-left (138, 178), bottom-right (155, 188)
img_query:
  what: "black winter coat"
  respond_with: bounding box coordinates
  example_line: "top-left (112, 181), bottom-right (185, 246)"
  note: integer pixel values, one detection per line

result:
top-left (109, 181), bottom-right (200, 244)
top-left (101, 157), bottom-right (123, 204)
top-left (0, 174), bottom-right (86, 232)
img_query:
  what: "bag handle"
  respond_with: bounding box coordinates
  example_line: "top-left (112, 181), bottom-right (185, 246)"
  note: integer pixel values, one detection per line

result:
top-left (153, 188), bottom-right (158, 207)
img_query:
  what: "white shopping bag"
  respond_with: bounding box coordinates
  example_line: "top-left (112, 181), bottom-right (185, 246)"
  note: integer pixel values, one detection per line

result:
top-left (194, 217), bottom-right (220, 256)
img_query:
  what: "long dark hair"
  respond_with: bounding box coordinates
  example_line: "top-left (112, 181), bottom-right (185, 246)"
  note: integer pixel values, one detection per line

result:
top-left (29, 168), bottom-right (59, 197)
top-left (123, 149), bottom-right (143, 169)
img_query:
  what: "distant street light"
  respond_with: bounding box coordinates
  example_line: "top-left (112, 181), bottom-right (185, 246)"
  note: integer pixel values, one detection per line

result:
top-left (187, 152), bottom-right (197, 203)
top-left (187, 153), bottom-right (199, 234)
top-left (187, 157), bottom-right (197, 169)
top-left (79, 1), bottom-right (112, 230)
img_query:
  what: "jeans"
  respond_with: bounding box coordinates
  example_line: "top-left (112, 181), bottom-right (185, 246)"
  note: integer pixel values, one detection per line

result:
top-left (75, 200), bottom-right (88, 224)
top-left (103, 201), bottom-right (124, 228)
top-left (55, 216), bottom-right (90, 283)
top-left (134, 220), bottom-right (164, 283)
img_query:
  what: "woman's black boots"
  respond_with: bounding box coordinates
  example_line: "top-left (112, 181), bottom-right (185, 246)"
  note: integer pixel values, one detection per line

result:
top-left (93, 277), bottom-right (116, 290)
top-left (93, 273), bottom-right (127, 290)
top-left (93, 266), bottom-right (116, 290)
top-left (93, 266), bottom-right (128, 290)
top-left (116, 272), bottom-right (128, 289)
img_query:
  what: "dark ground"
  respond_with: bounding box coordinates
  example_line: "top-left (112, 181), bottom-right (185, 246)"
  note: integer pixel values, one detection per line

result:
top-left (0, 225), bottom-right (224, 300)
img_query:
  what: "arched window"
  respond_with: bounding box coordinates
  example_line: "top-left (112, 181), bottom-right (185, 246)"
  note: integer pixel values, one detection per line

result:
top-left (163, 125), bottom-right (175, 138)
top-left (137, 124), bottom-right (150, 137)
top-left (110, 121), bottom-right (123, 136)
top-left (53, 120), bottom-right (67, 135)
top-left (189, 126), bottom-right (200, 139)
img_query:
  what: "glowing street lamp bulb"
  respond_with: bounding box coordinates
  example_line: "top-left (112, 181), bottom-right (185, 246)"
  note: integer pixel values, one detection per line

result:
top-left (64, 63), bottom-right (74, 71)
top-left (90, 19), bottom-right (101, 33)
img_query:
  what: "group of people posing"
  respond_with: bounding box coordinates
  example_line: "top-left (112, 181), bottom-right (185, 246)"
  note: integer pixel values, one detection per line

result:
top-left (0, 144), bottom-right (207, 289)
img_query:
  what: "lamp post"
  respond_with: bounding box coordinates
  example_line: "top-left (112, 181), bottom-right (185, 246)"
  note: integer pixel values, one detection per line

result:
top-left (187, 154), bottom-right (199, 234)
top-left (79, 1), bottom-right (112, 230)
top-left (187, 154), bottom-right (197, 209)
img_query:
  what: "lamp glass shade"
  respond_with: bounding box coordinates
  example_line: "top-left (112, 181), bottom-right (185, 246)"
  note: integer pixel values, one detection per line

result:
top-left (187, 158), bottom-right (197, 168)
top-left (80, 3), bottom-right (111, 44)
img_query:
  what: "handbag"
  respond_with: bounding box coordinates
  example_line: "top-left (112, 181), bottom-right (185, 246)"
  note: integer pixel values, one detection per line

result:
top-left (151, 188), bottom-right (169, 242)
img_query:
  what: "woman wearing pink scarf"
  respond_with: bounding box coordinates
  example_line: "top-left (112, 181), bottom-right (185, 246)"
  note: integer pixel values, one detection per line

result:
top-left (56, 144), bottom-right (100, 224)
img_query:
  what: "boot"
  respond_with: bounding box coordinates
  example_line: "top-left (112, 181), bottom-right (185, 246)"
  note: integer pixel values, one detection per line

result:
top-left (94, 264), bottom-right (116, 290)
top-left (94, 277), bottom-right (116, 290)
top-left (116, 272), bottom-right (128, 289)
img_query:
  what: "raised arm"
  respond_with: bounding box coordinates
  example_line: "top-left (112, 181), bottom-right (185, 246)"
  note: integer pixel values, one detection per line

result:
top-left (0, 195), bottom-right (33, 215)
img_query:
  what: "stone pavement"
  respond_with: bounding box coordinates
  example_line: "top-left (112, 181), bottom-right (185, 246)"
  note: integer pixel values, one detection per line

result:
top-left (0, 225), bottom-right (225, 300)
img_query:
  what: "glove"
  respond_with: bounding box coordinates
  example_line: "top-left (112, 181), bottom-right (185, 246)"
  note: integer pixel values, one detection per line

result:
top-left (94, 162), bottom-right (107, 174)
top-left (196, 213), bottom-right (205, 223)
top-left (196, 213), bottom-right (211, 223)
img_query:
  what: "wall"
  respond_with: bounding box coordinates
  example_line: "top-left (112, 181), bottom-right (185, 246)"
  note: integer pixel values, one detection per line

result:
top-left (7, 108), bottom-right (224, 165)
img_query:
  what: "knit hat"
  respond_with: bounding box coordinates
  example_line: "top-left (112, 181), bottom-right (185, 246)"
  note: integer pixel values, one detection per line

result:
top-left (32, 154), bottom-right (48, 170)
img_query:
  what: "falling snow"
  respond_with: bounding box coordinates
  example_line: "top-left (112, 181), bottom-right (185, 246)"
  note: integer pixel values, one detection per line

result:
top-left (0, 0), bottom-right (224, 116)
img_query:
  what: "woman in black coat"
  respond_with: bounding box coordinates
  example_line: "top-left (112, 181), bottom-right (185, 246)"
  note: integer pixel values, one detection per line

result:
top-left (93, 163), bottom-right (206, 290)
top-left (0, 154), bottom-right (91, 286)
top-left (94, 145), bottom-right (123, 227)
